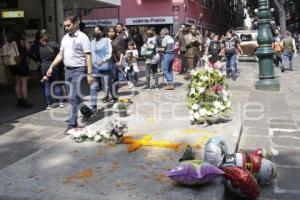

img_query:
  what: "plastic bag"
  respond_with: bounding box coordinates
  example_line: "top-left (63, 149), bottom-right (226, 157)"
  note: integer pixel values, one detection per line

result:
top-left (172, 58), bottom-right (182, 73)
top-left (166, 160), bottom-right (224, 185)
top-left (223, 166), bottom-right (260, 200)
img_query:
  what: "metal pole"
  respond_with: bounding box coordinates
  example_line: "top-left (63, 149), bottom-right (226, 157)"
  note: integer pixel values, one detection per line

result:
top-left (255, 0), bottom-right (280, 91)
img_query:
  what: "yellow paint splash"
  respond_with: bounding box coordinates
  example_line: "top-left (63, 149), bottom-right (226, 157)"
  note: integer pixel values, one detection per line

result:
top-left (122, 134), bottom-right (180, 153)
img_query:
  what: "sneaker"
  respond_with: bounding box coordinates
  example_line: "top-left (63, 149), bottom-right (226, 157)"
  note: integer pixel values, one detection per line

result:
top-left (21, 100), bottom-right (33, 108)
top-left (281, 68), bottom-right (285, 73)
top-left (59, 103), bottom-right (65, 108)
top-left (164, 84), bottom-right (174, 90)
top-left (231, 73), bottom-right (237, 81)
top-left (128, 82), bottom-right (134, 89)
top-left (64, 126), bottom-right (75, 135)
top-left (46, 105), bottom-right (52, 110)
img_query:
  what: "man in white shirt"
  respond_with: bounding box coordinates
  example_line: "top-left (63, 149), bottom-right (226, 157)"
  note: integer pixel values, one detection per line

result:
top-left (47, 15), bottom-right (93, 133)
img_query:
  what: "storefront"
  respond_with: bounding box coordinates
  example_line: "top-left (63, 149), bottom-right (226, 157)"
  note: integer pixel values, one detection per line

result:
top-left (125, 16), bottom-right (174, 36)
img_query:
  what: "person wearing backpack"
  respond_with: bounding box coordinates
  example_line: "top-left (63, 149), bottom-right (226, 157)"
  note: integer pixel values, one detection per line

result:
top-left (142, 27), bottom-right (160, 90)
top-left (281, 31), bottom-right (298, 72)
top-left (223, 31), bottom-right (243, 80)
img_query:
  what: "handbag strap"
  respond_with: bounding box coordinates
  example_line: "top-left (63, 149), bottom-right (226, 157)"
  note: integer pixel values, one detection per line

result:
top-left (45, 45), bottom-right (54, 53)
top-left (12, 42), bottom-right (19, 56)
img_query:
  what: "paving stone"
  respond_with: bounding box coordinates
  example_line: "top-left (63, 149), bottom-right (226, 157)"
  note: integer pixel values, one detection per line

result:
top-left (273, 148), bottom-right (300, 166)
top-left (243, 119), bottom-right (268, 128)
top-left (269, 123), bottom-right (298, 130)
top-left (276, 193), bottom-right (300, 200)
top-left (270, 119), bottom-right (296, 124)
top-left (273, 131), bottom-right (300, 138)
top-left (277, 167), bottom-right (300, 190)
top-left (272, 137), bottom-right (300, 148)
top-left (242, 127), bottom-right (269, 136)
top-left (239, 135), bottom-right (270, 150)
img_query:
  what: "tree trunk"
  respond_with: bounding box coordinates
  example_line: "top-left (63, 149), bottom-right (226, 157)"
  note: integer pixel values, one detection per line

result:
top-left (273, 0), bottom-right (286, 35)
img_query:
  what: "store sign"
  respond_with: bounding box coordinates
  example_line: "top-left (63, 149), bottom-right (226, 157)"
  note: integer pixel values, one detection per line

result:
top-left (126, 16), bottom-right (173, 25)
top-left (2, 11), bottom-right (24, 18)
top-left (82, 18), bottom-right (118, 27)
top-left (185, 17), bottom-right (196, 25)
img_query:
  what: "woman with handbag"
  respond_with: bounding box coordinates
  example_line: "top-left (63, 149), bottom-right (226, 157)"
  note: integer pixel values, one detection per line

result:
top-left (90, 25), bottom-right (115, 113)
top-left (6, 33), bottom-right (33, 108)
top-left (30, 29), bottom-right (64, 110)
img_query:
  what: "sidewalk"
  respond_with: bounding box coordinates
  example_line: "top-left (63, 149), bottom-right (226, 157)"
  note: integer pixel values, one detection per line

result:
top-left (0, 64), bottom-right (244, 200)
top-left (236, 56), bottom-right (300, 200)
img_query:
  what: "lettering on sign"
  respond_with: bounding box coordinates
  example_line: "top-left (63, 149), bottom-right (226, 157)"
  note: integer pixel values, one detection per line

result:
top-left (126, 16), bottom-right (173, 25)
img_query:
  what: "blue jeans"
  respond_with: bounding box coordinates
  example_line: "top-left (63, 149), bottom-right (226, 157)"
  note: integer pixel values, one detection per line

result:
top-left (226, 54), bottom-right (237, 75)
top-left (64, 66), bottom-right (86, 128)
top-left (44, 79), bottom-right (63, 105)
top-left (282, 51), bottom-right (293, 70)
top-left (90, 67), bottom-right (115, 109)
top-left (161, 53), bottom-right (174, 84)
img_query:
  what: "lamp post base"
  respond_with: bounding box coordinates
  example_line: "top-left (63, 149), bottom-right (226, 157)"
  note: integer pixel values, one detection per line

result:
top-left (255, 79), bottom-right (280, 91)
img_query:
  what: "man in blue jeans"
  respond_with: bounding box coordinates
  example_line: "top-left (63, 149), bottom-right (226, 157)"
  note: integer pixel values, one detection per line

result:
top-left (281, 31), bottom-right (298, 72)
top-left (159, 28), bottom-right (175, 90)
top-left (47, 15), bottom-right (93, 134)
top-left (223, 31), bottom-right (243, 81)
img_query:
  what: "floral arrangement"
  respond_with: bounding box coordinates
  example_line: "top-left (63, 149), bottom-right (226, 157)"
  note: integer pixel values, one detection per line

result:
top-left (187, 67), bottom-right (231, 124)
top-left (68, 119), bottom-right (128, 143)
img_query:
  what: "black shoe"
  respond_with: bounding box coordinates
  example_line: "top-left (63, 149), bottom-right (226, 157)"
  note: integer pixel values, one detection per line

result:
top-left (64, 126), bottom-right (75, 135)
top-left (20, 99), bottom-right (33, 108)
top-left (281, 68), bottom-right (285, 73)
top-left (151, 85), bottom-right (159, 90)
top-left (231, 73), bottom-right (237, 81)
top-left (142, 85), bottom-right (150, 90)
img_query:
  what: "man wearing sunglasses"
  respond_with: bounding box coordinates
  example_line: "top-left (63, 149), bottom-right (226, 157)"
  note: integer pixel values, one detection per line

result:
top-left (47, 15), bottom-right (93, 134)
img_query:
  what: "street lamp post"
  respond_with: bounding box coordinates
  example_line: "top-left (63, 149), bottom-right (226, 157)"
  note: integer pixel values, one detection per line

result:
top-left (255, 0), bottom-right (280, 91)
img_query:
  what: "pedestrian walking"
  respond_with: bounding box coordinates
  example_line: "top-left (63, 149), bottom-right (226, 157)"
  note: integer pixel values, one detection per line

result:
top-left (223, 31), bottom-right (243, 81)
top-left (184, 25), bottom-right (202, 80)
top-left (281, 31), bottom-right (298, 72)
top-left (30, 29), bottom-right (64, 110)
top-left (204, 34), bottom-right (222, 69)
top-left (46, 15), bottom-right (93, 134)
top-left (272, 30), bottom-right (283, 68)
top-left (158, 28), bottom-right (175, 90)
top-left (142, 27), bottom-right (160, 90)
top-left (175, 24), bottom-right (188, 74)
top-left (90, 25), bottom-right (114, 113)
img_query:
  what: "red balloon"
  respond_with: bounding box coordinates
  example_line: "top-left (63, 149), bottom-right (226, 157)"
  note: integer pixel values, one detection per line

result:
top-left (223, 166), bottom-right (260, 200)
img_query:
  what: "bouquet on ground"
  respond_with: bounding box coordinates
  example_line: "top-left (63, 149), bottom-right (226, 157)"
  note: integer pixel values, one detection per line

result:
top-left (69, 119), bottom-right (128, 143)
top-left (187, 67), bottom-right (231, 124)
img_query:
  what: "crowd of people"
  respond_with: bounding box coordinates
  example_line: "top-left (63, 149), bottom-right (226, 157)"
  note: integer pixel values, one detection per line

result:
top-left (3, 15), bottom-right (249, 133)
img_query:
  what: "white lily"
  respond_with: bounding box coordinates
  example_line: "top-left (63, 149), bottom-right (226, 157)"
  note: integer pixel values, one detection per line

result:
top-left (199, 108), bottom-right (207, 116)
top-left (189, 115), bottom-right (195, 122)
top-left (192, 104), bottom-right (200, 110)
top-left (198, 87), bottom-right (205, 93)
top-left (206, 111), bottom-right (213, 116)
top-left (213, 101), bottom-right (222, 108)
top-left (194, 112), bottom-right (201, 120)
top-left (94, 135), bottom-right (101, 142)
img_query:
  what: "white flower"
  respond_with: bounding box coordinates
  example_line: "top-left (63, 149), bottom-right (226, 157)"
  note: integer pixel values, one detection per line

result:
top-left (191, 70), bottom-right (197, 76)
top-left (226, 102), bottom-right (231, 108)
top-left (192, 104), bottom-right (200, 110)
top-left (100, 130), bottom-right (110, 138)
top-left (199, 108), bottom-right (207, 116)
top-left (213, 109), bottom-right (219, 114)
top-left (189, 115), bottom-right (195, 122)
top-left (189, 110), bottom-right (195, 115)
top-left (206, 111), bottom-right (213, 116)
top-left (95, 135), bottom-right (101, 142)
top-left (194, 112), bottom-right (201, 120)
top-left (190, 88), bottom-right (196, 95)
top-left (223, 97), bottom-right (228, 102)
top-left (198, 87), bottom-right (205, 93)
top-left (213, 101), bottom-right (222, 108)
top-left (200, 76), bottom-right (208, 81)
top-left (72, 131), bottom-right (80, 139)
top-left (220, 105), bottom-right (226, 111)
top-left (222, 90), bottom-right (229, 97)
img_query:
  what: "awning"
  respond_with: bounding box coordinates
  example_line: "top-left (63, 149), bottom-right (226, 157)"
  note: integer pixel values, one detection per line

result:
top-left (63, 0), bottom-right (120, 9)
